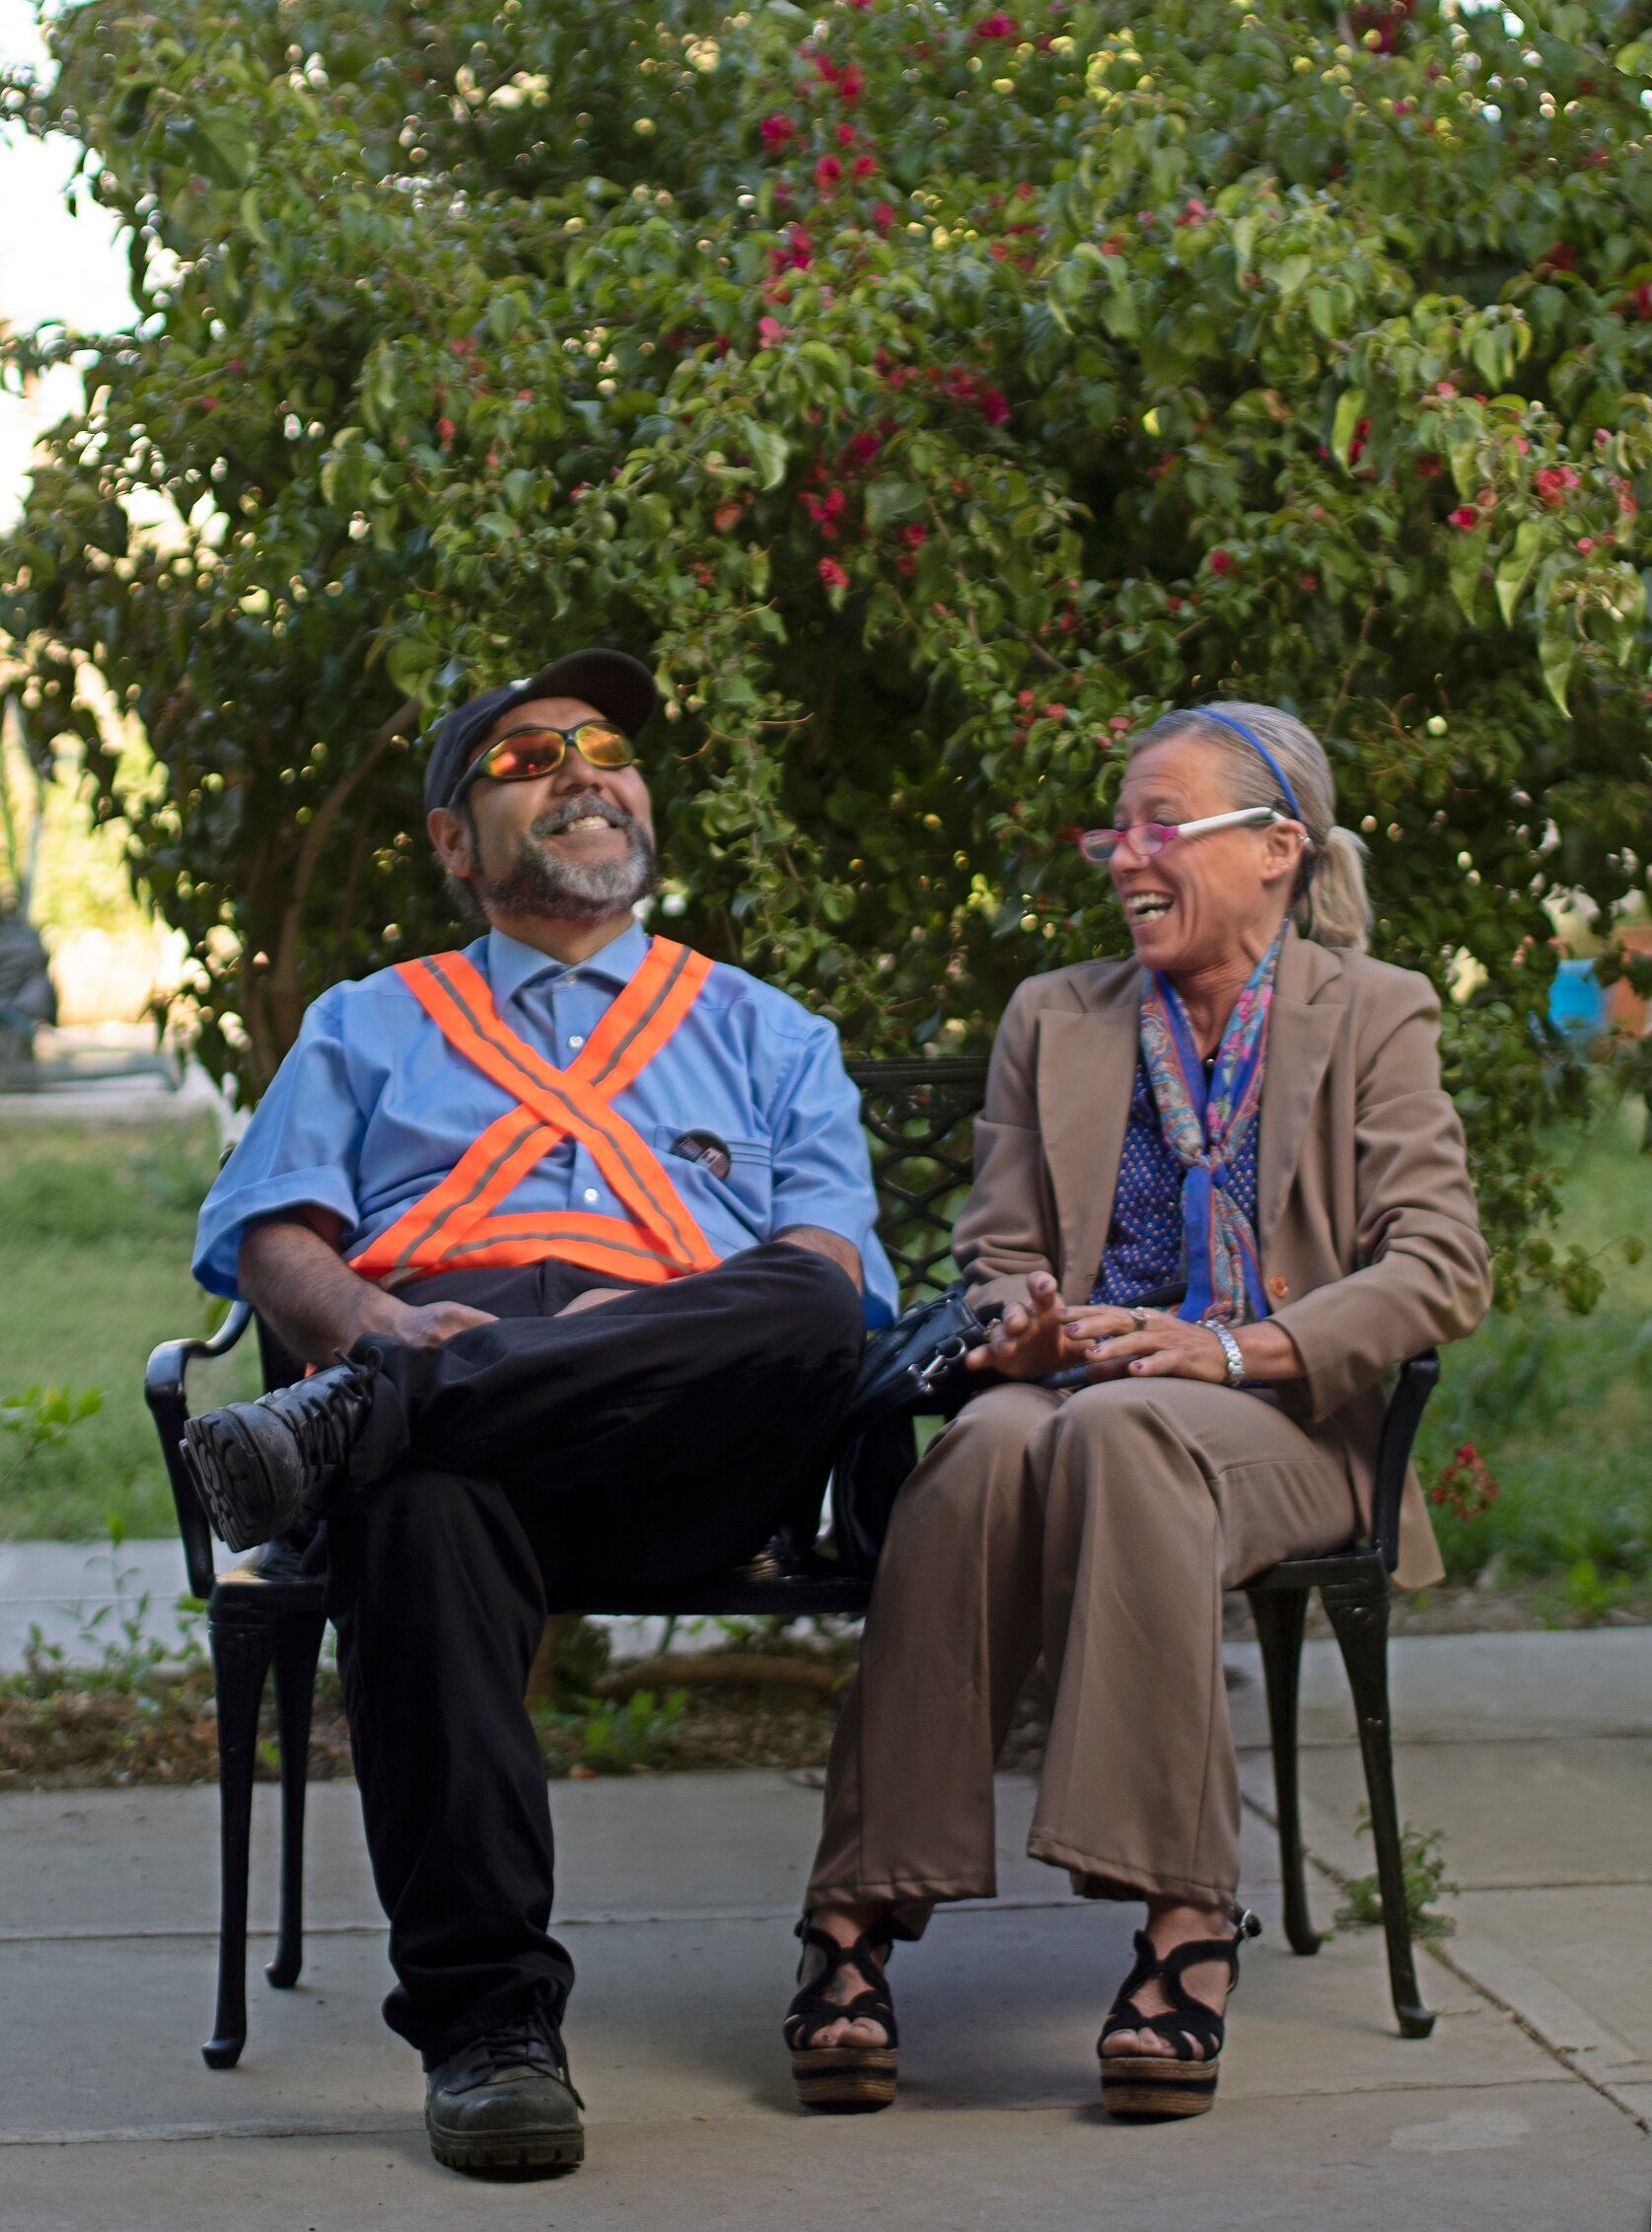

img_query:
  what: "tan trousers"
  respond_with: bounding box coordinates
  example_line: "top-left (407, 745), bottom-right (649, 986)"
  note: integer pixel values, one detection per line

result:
top-left (807, 1377), bottom-right (1359, 1930)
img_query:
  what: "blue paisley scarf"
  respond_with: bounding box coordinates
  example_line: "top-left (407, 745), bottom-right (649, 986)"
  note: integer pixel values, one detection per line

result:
top-left (1138, 925), bottom-right (1285, 1328)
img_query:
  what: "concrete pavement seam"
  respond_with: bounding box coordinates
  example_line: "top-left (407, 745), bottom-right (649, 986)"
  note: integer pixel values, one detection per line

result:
top-left (1238, 1787), bottom-right (1652, 2138)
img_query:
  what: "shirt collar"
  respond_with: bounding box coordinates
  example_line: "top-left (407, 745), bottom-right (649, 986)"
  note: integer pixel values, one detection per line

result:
top-left (484, 915), bottom-right (654, 1010)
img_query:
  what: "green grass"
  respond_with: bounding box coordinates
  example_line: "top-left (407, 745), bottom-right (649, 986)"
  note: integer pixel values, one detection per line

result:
top-left (0, 1098), bottom-right (1649, 1596)
top-left (0, 1121), bottom-right (256, 1539)
top-left (1419, 1092), bottom-right (1652, 1597)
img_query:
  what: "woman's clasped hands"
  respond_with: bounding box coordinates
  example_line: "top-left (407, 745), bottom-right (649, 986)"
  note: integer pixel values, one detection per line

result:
top-left (963, 1269), bottom-right (1232, 1385)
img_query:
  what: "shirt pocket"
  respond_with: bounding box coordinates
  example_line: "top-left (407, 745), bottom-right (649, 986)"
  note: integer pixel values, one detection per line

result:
top-left (652, 1124), bottom-right (775, 1241)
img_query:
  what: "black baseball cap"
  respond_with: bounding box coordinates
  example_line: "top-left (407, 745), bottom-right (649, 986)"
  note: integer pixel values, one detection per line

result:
top-left (422, 649), bottom-right (658, 813)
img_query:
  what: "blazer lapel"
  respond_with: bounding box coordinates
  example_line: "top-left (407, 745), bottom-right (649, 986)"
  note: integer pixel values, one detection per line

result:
top-left (1037, 966), bottom-right (1140, 1303)
top-left (1257, 928), bottom-right (1343, 1253)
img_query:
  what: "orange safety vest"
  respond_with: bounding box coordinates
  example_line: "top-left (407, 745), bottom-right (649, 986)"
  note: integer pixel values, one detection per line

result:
top-left (348, 937), bottom-right (723, 1289)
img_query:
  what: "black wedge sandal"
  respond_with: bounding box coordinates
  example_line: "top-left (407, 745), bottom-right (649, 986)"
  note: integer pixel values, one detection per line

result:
top-left (784, 1916), bottom-right (898, 2114)
top-left (1098, 1908), bottom-right (1261, 2121)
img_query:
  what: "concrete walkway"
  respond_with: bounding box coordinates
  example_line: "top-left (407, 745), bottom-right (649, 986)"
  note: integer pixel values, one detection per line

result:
top-left (0, 1630), bottom-right (1647, 2228)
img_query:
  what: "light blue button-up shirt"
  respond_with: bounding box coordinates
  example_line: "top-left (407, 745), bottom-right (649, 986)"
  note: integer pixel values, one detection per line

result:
top-left (194, 918), bottom-right (897, 1323)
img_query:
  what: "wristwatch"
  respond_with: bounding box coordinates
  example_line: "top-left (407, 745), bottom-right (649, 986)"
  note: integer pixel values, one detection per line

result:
top-left (1206, 1321), bottom-right (1247, 1388)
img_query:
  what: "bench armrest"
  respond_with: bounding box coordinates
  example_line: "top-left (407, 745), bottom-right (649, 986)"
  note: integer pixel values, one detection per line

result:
top-left (1372, 1350), bottom-right (1441, 1576)
top-left (144, 1302), bottom-right (254, 1601)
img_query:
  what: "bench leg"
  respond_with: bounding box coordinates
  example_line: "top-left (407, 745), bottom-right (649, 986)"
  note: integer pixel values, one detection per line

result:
top-left (203, 1613), bottom-right (272, 2069)
top-left (265, 1611), bottom-right (326, 1991)
top-left (1247, 1584), bottom-right (1320, 1956)
top-left (1320, 1573), bottom-right (1435, 2040)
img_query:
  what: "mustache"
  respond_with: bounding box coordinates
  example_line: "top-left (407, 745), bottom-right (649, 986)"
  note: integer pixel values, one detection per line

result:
top-left (531, 794), bottom-right (636, 838)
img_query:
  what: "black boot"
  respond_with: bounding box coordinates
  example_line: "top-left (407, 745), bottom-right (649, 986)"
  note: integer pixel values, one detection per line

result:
top-left (425, 2018), bottom-right (585, 2177)
top-left (180, 1358), bottom-right (381, 1552)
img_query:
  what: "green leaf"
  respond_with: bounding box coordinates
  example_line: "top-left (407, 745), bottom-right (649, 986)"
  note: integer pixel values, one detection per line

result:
top-left (1494, 519), bottom-right (1546, 628)
top-left (864, 479), bottom-right (925, 531)
top-left (741, 418), bottom-right (789, 491)
top-left (1539, 611), bottom-right (1575, 715)
top-left (1331, 389), bottom-right (1366, 471)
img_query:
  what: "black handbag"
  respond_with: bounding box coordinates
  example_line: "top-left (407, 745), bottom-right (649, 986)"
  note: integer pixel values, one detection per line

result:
top-left (830, 1283), bottom-right (1003, 1575)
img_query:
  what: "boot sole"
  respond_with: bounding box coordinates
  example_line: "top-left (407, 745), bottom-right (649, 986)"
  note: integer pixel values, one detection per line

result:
top-left (180, 1411), bottom-right (301, 1553)
top-left (426, 2114), bottom-right (585, 2176)
top-left (792, 2045), bottom-right (898, 2113)
top-left (1100, 2053), bottom-right (1220, 2121)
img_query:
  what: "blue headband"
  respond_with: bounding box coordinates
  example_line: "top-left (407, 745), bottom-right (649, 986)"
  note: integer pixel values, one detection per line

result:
top-left (1189, 706), bottom-right (1302, 821)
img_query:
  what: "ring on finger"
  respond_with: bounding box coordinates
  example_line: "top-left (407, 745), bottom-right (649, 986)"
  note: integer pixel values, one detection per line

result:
top-left (1128, 1306), bottom-right (1148, 1332)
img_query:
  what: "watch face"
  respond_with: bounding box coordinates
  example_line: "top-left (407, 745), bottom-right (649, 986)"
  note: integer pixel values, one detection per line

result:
top-left (669, 1128), bottom-right (733, 1182)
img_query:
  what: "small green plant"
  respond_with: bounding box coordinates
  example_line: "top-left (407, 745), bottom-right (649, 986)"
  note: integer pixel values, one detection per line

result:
top-left (1333, 1811), bottom-right (1458, 1945)
top-left (570, 1688), bottom-right (688, 1776)
top-left (1552, 1556), bottom-right (1635, 1626)
top-left (0, 1383), bottom-right (103, 1489)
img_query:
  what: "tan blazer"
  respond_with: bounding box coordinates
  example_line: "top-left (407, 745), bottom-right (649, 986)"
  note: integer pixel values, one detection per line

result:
top-left (951, 925), bottom-right (1493, 1588)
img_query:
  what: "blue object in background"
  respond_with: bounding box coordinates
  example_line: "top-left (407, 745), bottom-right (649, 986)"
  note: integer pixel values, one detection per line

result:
top-left (1548, 957), bottom-right (1610, 1041)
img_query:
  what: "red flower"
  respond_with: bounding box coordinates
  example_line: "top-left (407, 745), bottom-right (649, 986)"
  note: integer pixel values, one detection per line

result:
top-left (852, 153), bottom-right (878, 180)
top-left (757, 316), bottom-right (786, 348)
top-left (1109, 715), bottom-right (1132, 735)
top-left (1298, 573), bottom-right (1320, 595)
top-left (1176, 196), bottom-right (1211, 227)
top-left (977, 388), bottom-right (1010, 426)
top-left (899, 523), bottom-right (929, 546)
top-left (1448, 505), bottom-right (1481, 530)
top-left (436, 416), bottom-right (456, 446)
top-left (1099, 235), bottom-right (1125, 257)
top-left (835, 122), bottom-right (857, 147)
top-left (819, 557), bottom-right (850, 590)
top-left (1435, 379), bottom-right (1457, 398)
top-left (199, 396), bottom-right (220, 414)
top-left (1577, 536), bottom-right (1596, 554)
top-left (1415, 456), bottom-right (1444, 479)
top-left (970, 12), bottom-right (1019, 38)
top-left (760, 113), bottom-right (796, 148)
top-left (802, 487), bottom-right (849, 538)
top-left (1208, 547), bottom-right (1236, 574)
top-left (842, 431), bottom-right (882, 467)
top-left (712, 498), bottom-right (745, 533)
top-left (1535, 466), bottom-right (1578, 507)
top-left (815, 155), bottom-right (843, 191)
top-left (1043, 701), bottom-right (1068, 719)
top-left (837, 63), bottom-right (865, 103)
top-left (871, 201), bottom-right (896, 231)
top-left (769, 225), bottom-right (814, 274)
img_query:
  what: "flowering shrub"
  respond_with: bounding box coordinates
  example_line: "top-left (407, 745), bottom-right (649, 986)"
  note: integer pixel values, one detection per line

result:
top-left (1428, 1441), bottom-right (1501, 1526)
top-left (3, 0), bottom-right (1651, 1295)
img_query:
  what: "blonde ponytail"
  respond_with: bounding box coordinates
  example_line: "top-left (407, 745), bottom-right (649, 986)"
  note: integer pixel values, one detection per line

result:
top-left (1297, 823), bottom-right (1371, 951)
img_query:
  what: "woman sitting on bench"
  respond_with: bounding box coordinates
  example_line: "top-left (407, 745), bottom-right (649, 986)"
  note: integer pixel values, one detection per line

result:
top-left (784, 703), bottom-right (1492, 2124)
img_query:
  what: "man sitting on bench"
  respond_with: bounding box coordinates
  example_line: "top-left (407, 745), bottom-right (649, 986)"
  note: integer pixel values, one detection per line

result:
top-left (181, 648), bottom-right (889, 2179)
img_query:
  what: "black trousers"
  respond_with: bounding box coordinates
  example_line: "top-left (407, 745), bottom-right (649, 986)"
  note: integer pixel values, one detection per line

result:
top-left (324, 1242), bottom-right (865, 2066)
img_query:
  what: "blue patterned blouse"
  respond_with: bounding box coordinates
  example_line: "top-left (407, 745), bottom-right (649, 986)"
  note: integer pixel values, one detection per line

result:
top-left (1092, 1057), bottom-right (1260, 1308)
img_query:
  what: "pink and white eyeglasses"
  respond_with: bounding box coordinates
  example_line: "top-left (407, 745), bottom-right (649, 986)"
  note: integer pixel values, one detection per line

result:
top-left (1076, 806), bottom-right (1291, 866)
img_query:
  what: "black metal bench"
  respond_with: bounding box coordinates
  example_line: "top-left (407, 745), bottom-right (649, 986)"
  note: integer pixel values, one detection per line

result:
top-left (145, 1053), bottom-right (1440, 2070)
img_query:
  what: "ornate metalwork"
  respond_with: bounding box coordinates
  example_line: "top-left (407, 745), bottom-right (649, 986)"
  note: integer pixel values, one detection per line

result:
top-left (846, 1056), bottom-right (990, 1301)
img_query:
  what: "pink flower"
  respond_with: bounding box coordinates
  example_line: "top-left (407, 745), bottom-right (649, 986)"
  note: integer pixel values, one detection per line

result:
top-left (1435, 379), bottom-right (1458, 398)
top-left (1577, 536), bottom-right (1596, 554)
top-left (819, 557), bottom-right (850, 590)
top-left (852, 153), bottom-right (878, 180)
top-left (971, 12), bottom-right (1019, 38)
top-left (899, 523), bottom-right (929, 546)
top-left (815, 155), bottom-right (843, 191)
top-left (1208, 547), bottom-right (1236, 574)
top-left (835, 122), bottom-right (857, 147)
top-left (871, 201), bottom-right (896, 231)
top-left (769, 225), bottom-right (814, 274)
top-left (760, 113), bottom-right (796, 149)
top-left (757, 316), bottom-right (786, 348)
top-left (436, 416), bottom-right (456, 446)
top-left (1448, 505), bottom-right (1481, 530)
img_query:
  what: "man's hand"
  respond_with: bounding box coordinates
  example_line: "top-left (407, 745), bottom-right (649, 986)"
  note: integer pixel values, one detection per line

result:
top-left (966, 1270), bottom-right (1090, 1380)
top-left (375, 1297), bottom-right (500, 1348)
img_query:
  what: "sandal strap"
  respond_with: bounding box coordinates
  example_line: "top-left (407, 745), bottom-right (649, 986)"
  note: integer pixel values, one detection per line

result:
top-left (1098, 1908), bottom-right (1260, 2063)
top-left (785, 1916), bottom-right (898, 2052)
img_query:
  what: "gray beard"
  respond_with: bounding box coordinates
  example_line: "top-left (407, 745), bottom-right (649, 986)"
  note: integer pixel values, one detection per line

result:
top-left (470, 796), bottom-right (659, 925)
